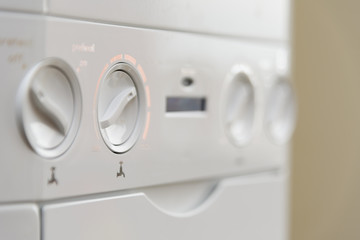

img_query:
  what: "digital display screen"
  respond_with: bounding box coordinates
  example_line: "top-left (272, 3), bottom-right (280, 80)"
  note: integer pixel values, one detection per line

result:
top-left (166, 97), bottom-right (206, 112)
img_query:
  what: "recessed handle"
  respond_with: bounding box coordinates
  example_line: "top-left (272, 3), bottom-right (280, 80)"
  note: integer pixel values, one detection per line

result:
top-left (30, 84), bottom-right (68, 135)
top-left (227, 87), bottom-right (250, 126)
top-left (100, 86), bottom-right (137, 129)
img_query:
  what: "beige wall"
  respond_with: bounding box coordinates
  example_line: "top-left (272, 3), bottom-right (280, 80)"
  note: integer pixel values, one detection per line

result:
top-left (291, 0), bottom-right (360, 239)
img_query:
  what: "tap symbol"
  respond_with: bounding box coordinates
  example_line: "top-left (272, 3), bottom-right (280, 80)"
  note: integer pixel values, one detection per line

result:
top-left (117, 161), bottom-right (125, 178)
top-left (48, 167), bottom-right (58, 185)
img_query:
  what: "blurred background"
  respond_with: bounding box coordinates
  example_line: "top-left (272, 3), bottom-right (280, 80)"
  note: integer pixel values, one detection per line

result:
top-left (291, 0), bottom-right (360, 239)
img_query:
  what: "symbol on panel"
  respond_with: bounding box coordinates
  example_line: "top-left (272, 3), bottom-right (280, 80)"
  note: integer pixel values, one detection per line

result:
top-left (117, 161), bottom-right (125, 178)
top-left (48, 167), bottom-right (58, 185)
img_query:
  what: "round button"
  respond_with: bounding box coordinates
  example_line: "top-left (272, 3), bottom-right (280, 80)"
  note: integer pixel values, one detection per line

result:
top-left (18, 58), bottom-right (82, 158)
top-left (97, 63), bottom-right (145, 153)
top-left (223, 66), bottom-right (255, 147)
top-left (265, 78), bottom-right (296, 144)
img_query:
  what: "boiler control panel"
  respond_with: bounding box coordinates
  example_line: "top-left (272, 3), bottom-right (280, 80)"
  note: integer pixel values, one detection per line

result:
top-left (0, 1), bottom-right (294, 239)
top-left (0, 12), bottom-right (295, 201)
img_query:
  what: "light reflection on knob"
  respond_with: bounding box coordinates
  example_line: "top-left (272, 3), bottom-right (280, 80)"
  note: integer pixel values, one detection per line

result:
top-left (223, 66), bottom-right (255, 147)
top-left (265, 78), bottom-right (296, 144)
top-left (30, 82), bottom-right (69, 136)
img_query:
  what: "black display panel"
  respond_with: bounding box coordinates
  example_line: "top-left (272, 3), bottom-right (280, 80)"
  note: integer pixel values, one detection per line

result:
top-left (166, 97), bottom-right (206, 112)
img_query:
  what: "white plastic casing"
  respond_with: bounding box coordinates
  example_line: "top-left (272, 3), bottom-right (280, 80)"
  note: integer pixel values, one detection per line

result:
top-left (0, 1), bottom-right (294, 240)
top-left (0, 14), bottom-right (293, 200)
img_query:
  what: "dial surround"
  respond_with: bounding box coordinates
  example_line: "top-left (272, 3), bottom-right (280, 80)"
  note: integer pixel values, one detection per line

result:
top-left (17, 58), bottom-right (82, 158)
top-left (97, 62), bottom-right (146, 153)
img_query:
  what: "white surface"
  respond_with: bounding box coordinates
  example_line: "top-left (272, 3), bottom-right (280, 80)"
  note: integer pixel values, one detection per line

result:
top-left (0, 12), bottom-right (291, 201)
top-left (46, 0), bottom-right (289, 41)
top-left (0, 0), bottom-right (44, 13)
top-left (0, 1), bottom-right (289, 41)
top-left (0, 204), bottom-right (40, 240)
top-left (0, 12), bottom-right (45, 201)
top-left (43, 174), bottom-right (287, 240)
top-left (0, 3), bottom-right (292, 240)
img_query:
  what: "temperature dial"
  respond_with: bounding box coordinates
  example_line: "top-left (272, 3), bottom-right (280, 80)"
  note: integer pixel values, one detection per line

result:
top-left (97, 63), bottom-right (145, 153)
top-left (223, 66), bottom-right (255, 147)
top-left (265, 78), bottom-right (296, 144)
top-left (18, 58), bottom-right (82, 158)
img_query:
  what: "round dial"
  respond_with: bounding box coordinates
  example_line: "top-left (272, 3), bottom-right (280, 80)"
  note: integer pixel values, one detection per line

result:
top-left (18, 58), bottom-right (81, 158)
top-left (223, 66), bottom-right (255, 147)
top-left (97, 63), bottom-right (145, 153)
top-left (265, 78), bottom-right (296, 144)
